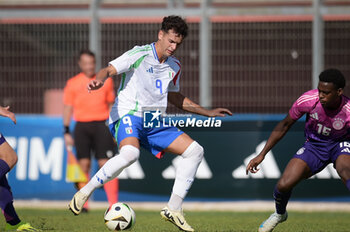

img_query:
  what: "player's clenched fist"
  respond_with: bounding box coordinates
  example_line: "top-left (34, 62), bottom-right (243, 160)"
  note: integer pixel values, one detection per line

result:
top-left (87, 79), bottom-right (104, 92)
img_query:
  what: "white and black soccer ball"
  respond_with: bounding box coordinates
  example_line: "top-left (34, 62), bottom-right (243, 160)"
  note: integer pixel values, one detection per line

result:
top-left (104, 202), bottom-right (136, 231)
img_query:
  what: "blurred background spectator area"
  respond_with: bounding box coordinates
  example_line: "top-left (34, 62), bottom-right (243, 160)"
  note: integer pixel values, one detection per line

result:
top-left (0, 0), bottom-right (349, 114)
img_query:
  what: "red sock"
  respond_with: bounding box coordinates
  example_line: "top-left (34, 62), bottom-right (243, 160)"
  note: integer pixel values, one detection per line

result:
top-left (104, 178), bottom-right (119, 206)
top-left (83, 199), bottom-right (89, 209)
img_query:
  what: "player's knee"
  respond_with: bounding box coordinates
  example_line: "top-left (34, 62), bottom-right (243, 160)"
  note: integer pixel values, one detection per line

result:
top-left (119, 145), bottom-right (140, 164)
top-left (2, 149), bottom-right (18, 169)
top-left (11, 154), bottom-right (18, 167)
top-left (337, 165), bottom-right (350, 181)
top-left (182, 141), bottom-right (204, 162)
top-left (6, 156), bottom-right (18, 169)
top-left (276, 178), bottom-right (292, 193)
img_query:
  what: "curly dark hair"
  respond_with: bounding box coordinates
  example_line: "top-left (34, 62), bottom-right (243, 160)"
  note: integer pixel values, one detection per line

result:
top-left (319, 68), bottom-right (346, 89)
top-left (161, 15), bottom-right (188, 38)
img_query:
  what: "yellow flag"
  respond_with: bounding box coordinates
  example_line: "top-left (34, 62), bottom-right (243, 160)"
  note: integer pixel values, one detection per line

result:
top-left (65, 146), bottom-right (88, 183)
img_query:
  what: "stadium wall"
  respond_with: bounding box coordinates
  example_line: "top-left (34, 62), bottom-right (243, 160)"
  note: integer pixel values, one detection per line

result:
top-left (1, 115), bottom-right (349, 202)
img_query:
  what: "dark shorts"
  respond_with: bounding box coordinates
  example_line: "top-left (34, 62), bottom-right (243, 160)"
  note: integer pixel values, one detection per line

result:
top-left (109, 114), bottom-right (183, 158)
top-left (0, 133), bottom-right (6, 146)
top-left (293, 140), bottom-right (350, 174)
top-left (74, 121), bottom-right (116, 160)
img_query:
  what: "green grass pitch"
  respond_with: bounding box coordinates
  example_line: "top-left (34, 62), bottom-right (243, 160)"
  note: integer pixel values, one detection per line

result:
top-left (1, 209), bottom-right (350, 231)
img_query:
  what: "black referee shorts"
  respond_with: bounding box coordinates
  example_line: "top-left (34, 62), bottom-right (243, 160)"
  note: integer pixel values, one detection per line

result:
top-left (74, 121), bottom-right (116, 160)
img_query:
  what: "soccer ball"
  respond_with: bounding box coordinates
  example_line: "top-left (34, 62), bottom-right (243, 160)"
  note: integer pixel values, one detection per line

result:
top-left (104, 202), bottom-right (136, 231)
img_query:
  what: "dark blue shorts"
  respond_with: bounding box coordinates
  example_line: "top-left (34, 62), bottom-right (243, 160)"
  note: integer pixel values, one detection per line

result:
top-left (109, 115), bottom-right (183, 158)
top-left (293, 140), bottom-right (350, 174)
top-left (0, 133), bottom-right (6, 146)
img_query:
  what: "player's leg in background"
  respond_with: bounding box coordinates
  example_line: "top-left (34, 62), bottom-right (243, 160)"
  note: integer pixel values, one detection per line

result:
top-left (0, 137), bottom-right (40, 231)
top-left (335, 154), bottom-right (350, 191)
top-left (0, 140), bottom-right (17, 170)
top-left (274, 158), bottom-right (312, 214)
top-left (0, 140), bottom-right (20, 227)
top-left (164, 133), bottom-right (204, 211)
top-left (258, 157), bottom-right (312, 232)
top-left (77, 158), bottom-right (91, 180)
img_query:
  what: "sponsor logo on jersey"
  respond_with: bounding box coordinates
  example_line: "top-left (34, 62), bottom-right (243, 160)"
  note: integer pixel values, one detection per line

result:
top-left (310, 112), bottom-right (319, 120)
top-left (146, 67), bottom-right (154, 73)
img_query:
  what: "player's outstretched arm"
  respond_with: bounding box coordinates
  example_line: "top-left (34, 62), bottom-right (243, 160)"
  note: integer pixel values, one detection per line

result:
top-left (246, 114), bottom-right (296, 175)
top-left (0, 106), bottom-right (16, 124)
top-left (168, 92), bottom-right (232, 117)
top-left (87, 65), bottom-right (117, 92)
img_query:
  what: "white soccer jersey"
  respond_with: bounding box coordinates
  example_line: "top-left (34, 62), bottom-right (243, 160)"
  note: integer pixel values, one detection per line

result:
top-left (108, 43), bottom-right (182, 123)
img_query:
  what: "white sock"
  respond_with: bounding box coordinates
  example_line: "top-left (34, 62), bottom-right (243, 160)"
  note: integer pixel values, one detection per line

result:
top-left (169, 141), bottom-right (204, 209)
top-left (168, 193), bottom-right (183, 211)
top-left (80, 145), bottom-right (140, 195)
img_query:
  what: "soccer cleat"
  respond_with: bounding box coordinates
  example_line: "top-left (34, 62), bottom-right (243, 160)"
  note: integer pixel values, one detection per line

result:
top-left (258, 211), bottom-right (288, 232)
top-left (160, 206), bottom-right (194, 232)
top-left (68, 191), bottom-right (90, 215)
top-left (5, 222), bottom-right (41, 231)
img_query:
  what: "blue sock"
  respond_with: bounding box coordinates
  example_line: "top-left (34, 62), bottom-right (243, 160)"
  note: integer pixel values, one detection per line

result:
top-left (2, 203), bottom-right (20, 225)
top-left (273, 186), bottom-right (291, 214)
top-left (0, 176), bottom-right (20, 225)
top-left (0, 159), bottom-right (10, 179)
top-left (346, 179), bottom-right (350, 191)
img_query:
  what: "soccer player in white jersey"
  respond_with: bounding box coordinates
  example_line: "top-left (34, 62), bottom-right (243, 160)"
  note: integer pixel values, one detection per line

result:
top-left (246, 69), bottom-right (350, 232)
top-left (69, 15), bottom-right (232, 231)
